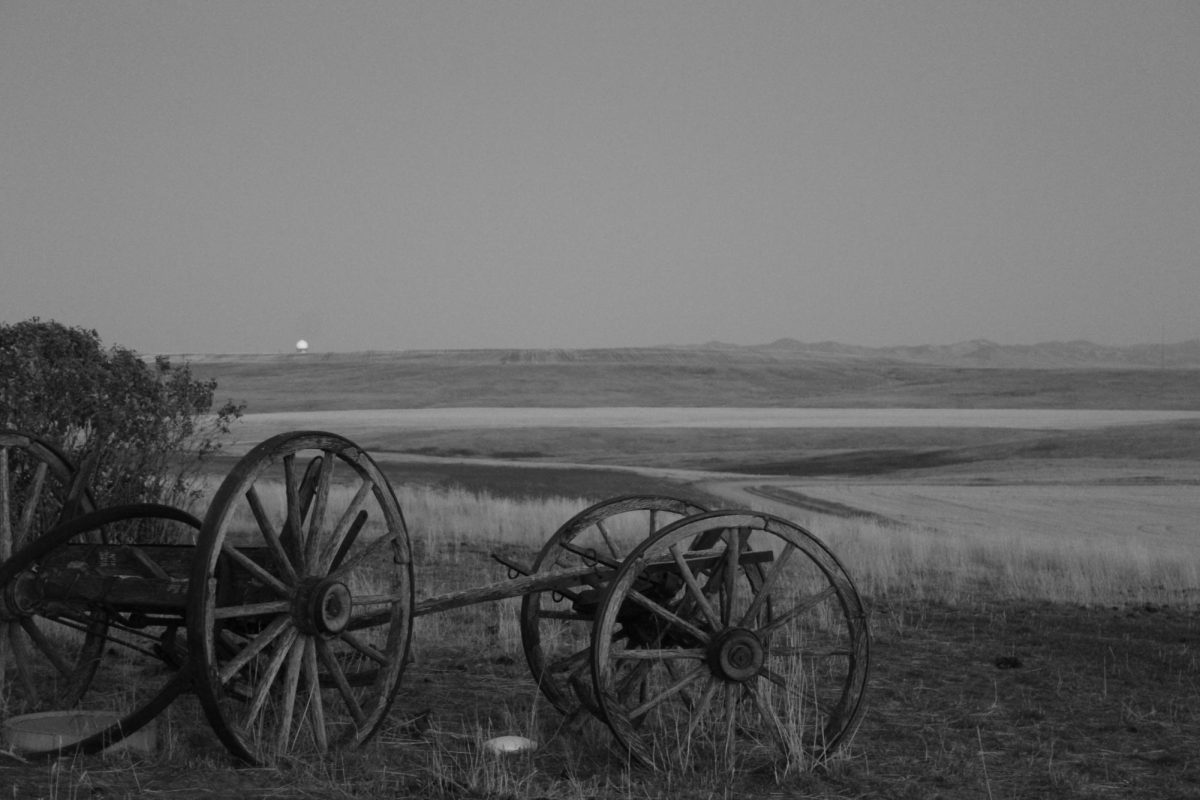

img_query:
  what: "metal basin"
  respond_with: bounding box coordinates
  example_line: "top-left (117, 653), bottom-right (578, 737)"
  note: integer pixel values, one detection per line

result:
top-left (1, 711), bottom-right (156, 756)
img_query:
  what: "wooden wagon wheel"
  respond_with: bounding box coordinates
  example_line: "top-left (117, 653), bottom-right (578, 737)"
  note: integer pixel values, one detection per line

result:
top-left (519, 495), bottom-right (707, 716)
top-left (0, 430), bottom-right (96, 564)
top-left (0, 503), bottom-right (199, 754)
top-left (590, 511), bottom-right (870, 773)
top-left (0, 430), bottom-right (97, 715)
top-left (188, 431), bottom-right (414, 765)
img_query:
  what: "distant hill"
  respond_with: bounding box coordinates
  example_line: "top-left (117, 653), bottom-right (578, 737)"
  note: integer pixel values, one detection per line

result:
top-left (737, 338), bottom-right (1200, 369)
top-left (183, 340), bottom-right (1200, 413)
top-left (176, 338), bottom-right (1200, 369)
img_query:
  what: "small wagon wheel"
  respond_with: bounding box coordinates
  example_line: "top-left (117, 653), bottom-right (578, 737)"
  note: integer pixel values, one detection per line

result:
top-left (188, 431), bottom-right (415, 765)
top-left (1, 430), bottom-right (98, 714)
top-left (519, 494), bottom-right (707, 715)
top-left (0, 503), bottom-right (199, 754)
top-left (590, 511), bottom-right (870, 772)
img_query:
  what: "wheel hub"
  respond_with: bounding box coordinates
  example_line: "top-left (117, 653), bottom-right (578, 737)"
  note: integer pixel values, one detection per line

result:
top-left (0, 571), bottom-right (40, 621)
top-left (708, 628), bottom-right (765, 682)
top-left (294, 578), bottom-right (353, 635)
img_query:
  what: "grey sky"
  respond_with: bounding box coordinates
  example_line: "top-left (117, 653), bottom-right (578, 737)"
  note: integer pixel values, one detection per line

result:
top-left (2, 2), bottom-right (1197, 354)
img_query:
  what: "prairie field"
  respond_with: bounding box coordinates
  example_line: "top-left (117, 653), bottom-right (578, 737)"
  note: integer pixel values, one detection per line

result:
top-left (3, 348), bottom-right (1199, 799)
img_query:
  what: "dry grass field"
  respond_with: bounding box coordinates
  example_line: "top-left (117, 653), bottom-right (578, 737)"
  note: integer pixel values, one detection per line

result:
top-left (3, 348), bottom-right (1198, 798)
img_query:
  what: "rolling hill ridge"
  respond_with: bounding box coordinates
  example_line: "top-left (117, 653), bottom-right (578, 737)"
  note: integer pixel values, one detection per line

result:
top-left (185, 340), bottom-right (1200, 414)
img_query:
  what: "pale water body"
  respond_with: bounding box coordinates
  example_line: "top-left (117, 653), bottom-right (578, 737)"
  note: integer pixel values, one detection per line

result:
top-left (239, 407), bottom-right (1200, 433)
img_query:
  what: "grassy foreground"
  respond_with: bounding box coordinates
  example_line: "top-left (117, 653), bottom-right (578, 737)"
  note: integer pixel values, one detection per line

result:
top-left (2, 481), bottom-right (1197, 799)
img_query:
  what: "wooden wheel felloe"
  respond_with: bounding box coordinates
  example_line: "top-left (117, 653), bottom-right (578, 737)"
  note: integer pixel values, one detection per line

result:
top-left (0, 504), bottom-right (199, 755)
top-left (187, 431), bottom-right (414, 765)
top-left (519, 495), bottom-right (707, 716)
top-left (590, 511), bottom-right (870, 773)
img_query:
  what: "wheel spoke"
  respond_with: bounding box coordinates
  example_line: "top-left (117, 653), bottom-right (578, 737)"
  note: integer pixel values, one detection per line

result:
top-left (723, 682), bottom-right (739, 763)
top-left (549, 647), bottom-right (590, 679)
top-left (746, 679), bottom-right (791, 757)
top-left (738, 543), bottom-right (796, 627)
top-left (304, 455), bottom-right (336, 574)
top-left (612, 647), bottom-right (705, 661)
top-left (218, 615), bottom-right (292, 683)
top-left (123, 544), bottom-right (172, 579)
top-left (8, 623), bottom-right (40, 705)
top-left (319, 480), bottom-right (374, 573)
top-left (595, 520), bottom-right (620, 561)
top-left (626, 587), bottom-right (710, 644)
top-left (329, 533), bottom-right (397, 583)
top-left (274, 635), bottom-right (306, 756)
top-left (16, 461), bottom-right (49, 547)
top-left (756, 586), bottom-right (837, 638)
top-left (302, 638), bottom-right (328, 753)
top-left (283, 454), bottom-right (303, 560)
top-left (760, 666), bottom-right (814, 709)
top-left (316, 636), bottom-right (366, 727)
top-left (213, 599), bottom-right (292, 620)
top-left (246, 486), bottom-right (298, 583)
top-left (329, 510), bottom-right (369, 572)
top-left (337, 629), bottom-right (388, 665)
top-left (682, 674), bottom-right (721, 744)
top-left (614, 659), bottom-right (653, 705)
top-left (722, 528), bottom-right (742, 625)
top-left (670, 543), bottom-right (721, 630)
top-left (628, 664), bottom-right (706, 722)
top-left (220, 541), bottom-right (292, 597)
top-left (238, 627), bottom-right (298, 730)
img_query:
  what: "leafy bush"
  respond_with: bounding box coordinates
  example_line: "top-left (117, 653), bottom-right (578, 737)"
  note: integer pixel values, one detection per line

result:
top-left (0, 318), bottom-right (244, 509)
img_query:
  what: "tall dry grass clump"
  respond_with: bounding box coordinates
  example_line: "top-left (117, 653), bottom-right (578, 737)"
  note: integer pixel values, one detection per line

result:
top-left (391, 484), bottom-right (1200, 607)
top-left (189, 477), bottom-right (1197, 609)
top-left (392, 485), bottom-right (591, 563)
top-left (805, 514), bottom-right (1199, 608)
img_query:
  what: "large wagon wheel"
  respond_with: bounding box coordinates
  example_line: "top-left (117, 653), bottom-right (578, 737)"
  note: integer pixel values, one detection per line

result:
top-left (0, 504), bottom-right (199, 754)
top-left (519, 495), bottom-right (707, 716)
top-left (591, 511), bottom-right (870, 773)
top-left (188, 431), bottom-right (415, 765)
top-left (0, 430), bottom-right (97, 714)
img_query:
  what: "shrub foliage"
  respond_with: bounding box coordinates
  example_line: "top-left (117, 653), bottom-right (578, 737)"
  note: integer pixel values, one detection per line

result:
top-left (0, 318), bottom-right (244, 508)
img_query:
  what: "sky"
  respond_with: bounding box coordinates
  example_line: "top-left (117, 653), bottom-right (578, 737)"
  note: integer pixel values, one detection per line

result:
top-left (2, 2), bottom-right (1198, 355)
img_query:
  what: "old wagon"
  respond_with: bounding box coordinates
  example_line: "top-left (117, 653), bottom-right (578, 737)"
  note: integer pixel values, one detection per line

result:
top-left (0, 429), bottom-right (870, 772)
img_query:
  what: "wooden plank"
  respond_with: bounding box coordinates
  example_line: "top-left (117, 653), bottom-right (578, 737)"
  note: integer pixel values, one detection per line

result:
top-left (39, 567), bottom-right (190, 612)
